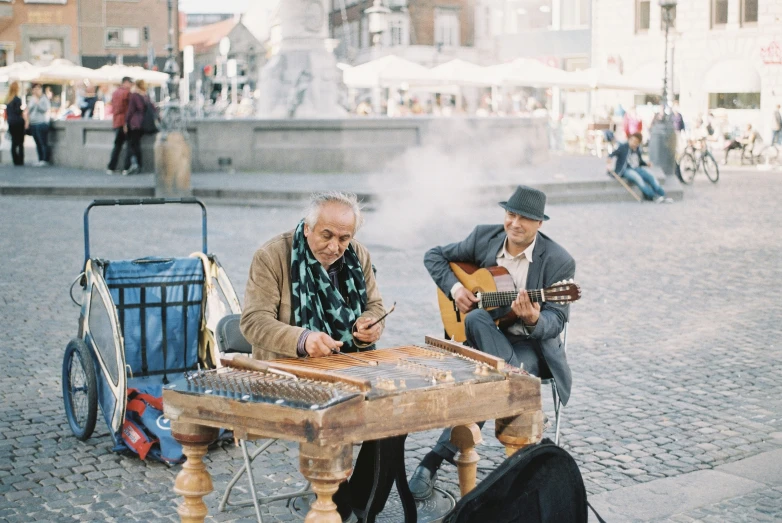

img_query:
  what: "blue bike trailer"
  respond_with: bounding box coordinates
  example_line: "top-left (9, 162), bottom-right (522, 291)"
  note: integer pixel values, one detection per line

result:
top-left (63, 198), bottom-right (220, 457)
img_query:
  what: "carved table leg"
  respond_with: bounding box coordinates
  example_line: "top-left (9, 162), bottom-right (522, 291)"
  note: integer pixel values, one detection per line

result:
top-left (451, 423), bottom-right (483, 497)
top-left (171, 422), bottom-right (219, 523)
top-left (496, 410), bottom-right (545, 457)
top-left (299, 442), bottom-right (353, 523)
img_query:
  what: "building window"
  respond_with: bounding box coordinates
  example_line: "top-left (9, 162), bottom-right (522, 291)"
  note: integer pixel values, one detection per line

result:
top-left (708, 92), bottom-right (761, 110)
top-left (29, 38), bottom-right (63, 65)
top-left (660, 5), bottom-right (676, 29)
top-left (636, 0), bottom-right (650, 33)
top-left (562, 0), bottom-right (589, 29)
top-left (511, 1), bottom-right (553, 32)
top-left (106, 27), bottom-right (140, 48)
top-left (741, 0), bottom-right (758, 25)
top-left (387, 15), bottom-right (409, 46)
top-left (711, 0), bottom-right (728, 27)
top-left (360, 16), bottom-right (370, 48)
top-left (347, 20), bottom-right (359, 50)
top-left (434, 8), bottom-right (460, 47)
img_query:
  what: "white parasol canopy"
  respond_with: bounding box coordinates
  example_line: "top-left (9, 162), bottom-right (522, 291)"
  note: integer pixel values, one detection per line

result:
top-left (95, 64), bottom-right (170, 86)
top-left (343, 55), bottom-right (436, 88)
top-left (567, 67), bottom-right (660, 92)
top-left (485, 58), bottom-right (582, 88)
top-left (430, 59), bottom-right (498, 87)
top-left (37, 59), bottom-right (107, 84)
top-left (0, 62), bottom-right (43, 83)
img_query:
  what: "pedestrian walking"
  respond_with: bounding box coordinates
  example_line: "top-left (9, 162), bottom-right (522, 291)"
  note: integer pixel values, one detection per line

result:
top-left (27, 83), bottom-right (51, 166)
top-left (106, 77), bottom-right (132, 174)
top-left (772, 104), bottom-right (782, 146)
top-left (123, 80), bottom-right (156, 175)
top-left (4, 81), bottom-right (26, 166)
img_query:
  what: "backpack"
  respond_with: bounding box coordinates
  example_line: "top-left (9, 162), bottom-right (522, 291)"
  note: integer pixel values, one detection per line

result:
top-left (141, 98), bottom-right (159, 134)
top-left (121, 387), bottom-right (184, 464)
top-left (444, 439), bottom-right (605, 523)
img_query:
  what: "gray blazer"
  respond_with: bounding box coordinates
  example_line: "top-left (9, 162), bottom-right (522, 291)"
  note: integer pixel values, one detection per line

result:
top-left (424, 224), bottom-right (576, 405)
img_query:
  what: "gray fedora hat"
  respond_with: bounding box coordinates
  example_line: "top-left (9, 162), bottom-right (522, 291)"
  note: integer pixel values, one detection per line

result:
top-left (499, 185), bottom-right (549, 221)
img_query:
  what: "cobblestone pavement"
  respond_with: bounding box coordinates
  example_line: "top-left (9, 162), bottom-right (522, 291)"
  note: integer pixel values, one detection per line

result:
top-left (1, 169), bottom-right (781, 522)
top-left (663, 486), bottom-right (782, 523)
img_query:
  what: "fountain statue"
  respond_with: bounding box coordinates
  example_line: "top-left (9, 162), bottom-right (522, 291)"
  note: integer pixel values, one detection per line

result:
top-left (256, 0), bottom-right (345, 118)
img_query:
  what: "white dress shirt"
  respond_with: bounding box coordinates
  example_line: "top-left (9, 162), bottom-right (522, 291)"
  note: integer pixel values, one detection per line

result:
top-left (450, 235), bottom-right (537, 336)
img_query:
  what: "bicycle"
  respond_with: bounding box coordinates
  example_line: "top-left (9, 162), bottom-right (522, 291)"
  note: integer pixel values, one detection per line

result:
top-left (677, 139), bottom-right (719, 184)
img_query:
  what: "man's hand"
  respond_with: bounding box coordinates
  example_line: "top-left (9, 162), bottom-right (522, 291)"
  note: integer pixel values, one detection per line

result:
top-left (305, 332), bottom-right (343, 358)
top-left (511, 289), bottom-right (540, 327)
top-left (453, 286), bottom-right (480, 315)
top-left (353, 316), bottom-right (382, 345)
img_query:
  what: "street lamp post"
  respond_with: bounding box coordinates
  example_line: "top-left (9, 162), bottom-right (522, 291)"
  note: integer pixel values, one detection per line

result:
top-left (660, 0), bottom-right (677, 110)
top-left (649, 0), bottom-right (678, 176)
top-left (364, 0), bottom-right (390, 115)
top-left (365, 0), bottom-right (391, 48)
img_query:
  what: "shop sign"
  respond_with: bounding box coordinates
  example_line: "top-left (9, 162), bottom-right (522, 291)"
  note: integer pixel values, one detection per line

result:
top-left (761, 41), bottom-right (782, 64)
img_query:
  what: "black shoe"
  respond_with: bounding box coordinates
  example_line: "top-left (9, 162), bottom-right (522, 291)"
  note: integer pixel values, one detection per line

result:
top-left (409, 465), bottom-right (437, 500)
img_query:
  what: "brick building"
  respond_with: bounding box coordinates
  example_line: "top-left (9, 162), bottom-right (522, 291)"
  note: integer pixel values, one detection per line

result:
top-left (0, 0), bottom-right (79, 66)
top-left (329, 0), bottom-right (478, 67)
top-left (78, 0), bottom-right (179, 69)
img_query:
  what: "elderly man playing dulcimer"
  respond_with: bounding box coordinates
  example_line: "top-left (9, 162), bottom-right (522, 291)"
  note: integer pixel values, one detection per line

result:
top-left (241, 190), bottom-right (386, 523)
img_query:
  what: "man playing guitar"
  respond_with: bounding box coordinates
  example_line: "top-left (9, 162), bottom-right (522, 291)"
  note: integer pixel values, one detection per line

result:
top-left (409, 185), bottom-right (577, 500)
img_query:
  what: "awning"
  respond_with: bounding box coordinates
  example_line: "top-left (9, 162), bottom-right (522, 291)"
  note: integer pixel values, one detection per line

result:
top-left (343, 55), bottom-right (436, 88)
top-left (702, 59), bottom-right (761, 93)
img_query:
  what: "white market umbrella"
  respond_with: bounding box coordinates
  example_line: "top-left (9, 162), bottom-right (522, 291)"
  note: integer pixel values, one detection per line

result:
top-left (0, 62), bottom-right (42, 83)
top-left (567, 67), bottom-right (659, 92)
top-left (95, 64), bottom-right (170, 86)
top-left (37, 59), bottom-right (106, 84)
top-left (485, 58), bottom-right (581, 88)
top-left (343, 55), bottom-right (436, 88)
top-left (430, 59), bottom-right (497, 87)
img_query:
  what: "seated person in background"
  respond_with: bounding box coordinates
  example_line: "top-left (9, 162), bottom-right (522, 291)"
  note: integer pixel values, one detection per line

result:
top-left (408, 185), bottom-right (575, 500)
top-left (607, 132), bottom-right (672, 203)
top-left (241, 191), bottom-right (386, 523)
top-left (723, 123), bottom-right (758, 165)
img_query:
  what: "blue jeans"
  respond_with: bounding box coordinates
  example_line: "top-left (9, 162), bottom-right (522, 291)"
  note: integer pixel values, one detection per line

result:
top-left (30, 123), bottom-right (50, 162)
top-left (623, 167), bottom-right (665, 200)
top-left (773, 130), bottom-right (782, 146)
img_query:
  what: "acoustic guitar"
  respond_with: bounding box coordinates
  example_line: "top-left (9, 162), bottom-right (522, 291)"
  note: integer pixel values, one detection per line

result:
top-left (437, 262), bottom-right (581, 342)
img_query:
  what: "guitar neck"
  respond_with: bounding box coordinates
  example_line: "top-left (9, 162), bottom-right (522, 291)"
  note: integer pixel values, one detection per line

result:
top-left (479, 289), bottom-right (545, 309)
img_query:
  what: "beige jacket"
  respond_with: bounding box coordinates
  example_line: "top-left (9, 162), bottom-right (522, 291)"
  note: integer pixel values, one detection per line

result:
top-left (240, 230), bottom-right (385, 360)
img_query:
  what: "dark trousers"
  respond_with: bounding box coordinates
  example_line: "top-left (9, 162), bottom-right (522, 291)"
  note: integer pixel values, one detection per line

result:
top-left (9, 122), bottom-right (25, 166)
top-left (30, 123), bottom-right (50, 162)
top-left (107, 127), bottom-right (127, 171)
top-left (431, 309), bottom-right (543, 463)
top-left (333, 436), bottom-right (414, 522)
top-left (126, 129), bottom-right (143, 170)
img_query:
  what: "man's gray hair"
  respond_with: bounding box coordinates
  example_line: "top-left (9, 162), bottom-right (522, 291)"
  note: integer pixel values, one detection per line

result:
top-left (304, 191), bottom-right (364, 234)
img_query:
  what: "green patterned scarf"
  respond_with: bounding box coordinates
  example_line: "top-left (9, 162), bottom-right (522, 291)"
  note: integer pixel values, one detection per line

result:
top-left (291, 220), bottom-right (369, 352)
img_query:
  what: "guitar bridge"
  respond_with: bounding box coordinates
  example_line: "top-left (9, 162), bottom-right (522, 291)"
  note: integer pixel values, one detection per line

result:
top-left (476, 292), bottom-right (483, 309)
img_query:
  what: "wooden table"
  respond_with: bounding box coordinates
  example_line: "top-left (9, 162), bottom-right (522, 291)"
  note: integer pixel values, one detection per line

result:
top-left (162, 337), bottom-right (543, 522)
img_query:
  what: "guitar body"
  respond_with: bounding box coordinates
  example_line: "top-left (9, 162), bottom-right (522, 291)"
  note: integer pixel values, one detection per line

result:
top-left (436, 263), bottom-right (516, 342)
